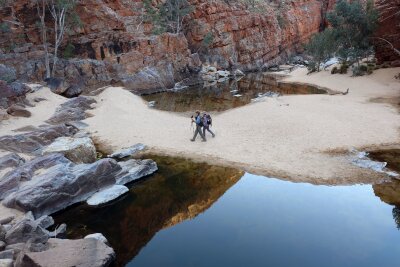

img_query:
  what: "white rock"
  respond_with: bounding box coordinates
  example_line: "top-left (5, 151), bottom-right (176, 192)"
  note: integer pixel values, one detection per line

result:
top-left (0, 259), bottom-right (13, 267)
top-left (217, 70), bottom-right (230, 77)
top-left (42, 137), bottom-right (96, 164)
top-left (86, 185), bottom-right (129, 206)
top-left (233, 69), bottom-right (245, 76)
top-left (85, 233), bottom-right (109, 245)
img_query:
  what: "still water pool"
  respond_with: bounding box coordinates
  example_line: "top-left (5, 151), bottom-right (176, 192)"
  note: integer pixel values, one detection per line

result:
top-left (54, 155), bottom-right (400, 267)
top-left (140, 73), bottom-right (328, 112)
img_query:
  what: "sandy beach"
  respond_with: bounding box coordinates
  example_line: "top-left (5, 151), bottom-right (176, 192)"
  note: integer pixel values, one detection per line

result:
top-left (80, 67), bottom-right (400, 185)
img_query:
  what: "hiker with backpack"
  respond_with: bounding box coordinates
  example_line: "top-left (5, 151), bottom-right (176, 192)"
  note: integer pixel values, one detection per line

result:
top-left (203, 113), bottom-right (215, 138)
top-left (190, 111), bottom-right (206, 142)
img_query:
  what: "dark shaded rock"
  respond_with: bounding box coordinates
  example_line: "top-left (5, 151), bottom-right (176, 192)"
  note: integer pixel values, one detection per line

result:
top-left (45, 77), bottom-right (69, 95)
top-left (33, 97), bottom-right (46, 103)
top-left (0, 153), bottom-right (25, 171)
top-left (0, 81), bottom-right (14, 99)
top-left (6, 105), bottom-right (31, 118)
top-left (46, 96), bottom-right (96, 125)
top-left (9, 82), bottom-right (31, 96)
top-left (3, 158), bottom-right (121, 217)
top-left (0, 226), bottom-right (5, 241)
top-left (108, 144), bottom-right (145, 159)
top-left (115, 159), bottom-right (158, 185)
top-left (0, 124), bottom-right (77, 154)
top-left (0, 153), bottom-right (69, 200)
top-left (20, 238), bottom-right (115, 267)
top-left (5, 215), bottom-right (49, 245)
top-left (0, 241), bottom-right (5, 251)
top-left (0, 65), bottom-right (16, 83)
top-left (62, 84), bottom-right (82, 98)
top-left (0, 249), bottom-right (13, 260)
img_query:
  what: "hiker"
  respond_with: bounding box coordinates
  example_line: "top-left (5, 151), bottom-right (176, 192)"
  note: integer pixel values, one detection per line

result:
top-left (203, 113), bottom-right (215, 138)
top-left (190, 111), bottom-right (206, 142)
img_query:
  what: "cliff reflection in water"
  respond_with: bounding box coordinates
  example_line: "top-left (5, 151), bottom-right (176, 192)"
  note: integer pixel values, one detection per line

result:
top-left (53, 155), bottom-right (244, 267)
top-left (373, 178), bottom-right (400, 230)
top-left (141, 73), bottom-right (328, 112)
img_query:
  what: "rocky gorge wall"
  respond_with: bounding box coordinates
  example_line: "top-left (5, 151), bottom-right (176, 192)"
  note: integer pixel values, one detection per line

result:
top-left (1, 0), bottom-right (335, 93)
top-left (374, 0), bottom-right (400, 66)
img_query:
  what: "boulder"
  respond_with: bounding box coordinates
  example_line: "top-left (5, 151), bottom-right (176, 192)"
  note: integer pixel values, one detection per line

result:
top-left (84, 233), bottom-right (109, 245)
top-left (216, 70), bottom-right (230, 77)
top-left (0, 124), bottom-right (78, 153)
top-left (0, 250), bottom-right (13, 260)
top-left (42, 137), bottom-right (96, 164)
top-left (108, 143), bottom-right (145, 159)
top-left (5, 215), bottom-right (49, 245)
top-left (0, 241), bottom-right (5, 251)
top-left (0, 153), bottom-right (25, 171)
top-left (9, 82), bottom-right (32, 96)
top-left (86, 185), bottom-right (129, 206)
top-left (46, 96), bottom-right (96, 125)
top-left (6, 105), bottom-right (31, 118)
top-left (62, 84), bottom-right (83, 98)
top-left (0, 226), bottom-right (5, 241)
top-left (115, 159), bottom-right (158, 185)
top-left (0, 65), bottom-right (16, 83)
top-left (3, 158), bottom-right (121, 217)
top-left (0, 259), bottom-right (13, 267)
top-left (45, 77), bottom-right (69, 95)
top-left (0, 153), bottom-right (69, 200)
top-left (0, 81), bottom-right (14, 99)
top-left (20, 238), bottom-right (115, 267)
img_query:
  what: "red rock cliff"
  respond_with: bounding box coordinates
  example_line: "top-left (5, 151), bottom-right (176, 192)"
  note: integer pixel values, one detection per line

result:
top-left (374, 0), bottom-right (400, 66)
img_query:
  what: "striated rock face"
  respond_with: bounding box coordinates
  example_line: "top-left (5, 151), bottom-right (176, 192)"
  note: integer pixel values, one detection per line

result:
top-left (374, 0), bottom-right (400, 66)
top-left (185, 0), bottom-right (328, 71)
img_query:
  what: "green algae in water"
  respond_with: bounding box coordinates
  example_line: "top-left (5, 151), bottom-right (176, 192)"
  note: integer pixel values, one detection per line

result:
top-left (141, 73), bottom-right (328, 112)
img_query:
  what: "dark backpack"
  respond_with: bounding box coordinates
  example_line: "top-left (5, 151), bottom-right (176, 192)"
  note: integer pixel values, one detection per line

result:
top-left (206, 114), bottom-right (212, 126)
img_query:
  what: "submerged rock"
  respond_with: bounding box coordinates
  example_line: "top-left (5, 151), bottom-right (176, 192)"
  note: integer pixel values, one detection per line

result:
top-left (42, 137), bottom-right (96, 164)
top-left (86, 185), bottom-right (129, 206)
top-left (3, 157), bottom-right (121, 217)
top-left (20, 238), bottom-right (115, 267)
top-left (108, 144), bottom-right (145, 159)
top-left (115, 159), bottom-right (158, 185)
top-left (0, 124), bottom-right (77, 154)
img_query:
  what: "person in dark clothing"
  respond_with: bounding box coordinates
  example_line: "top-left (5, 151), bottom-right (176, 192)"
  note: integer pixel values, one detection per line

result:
top-left (202, 113), bottom-right (215, 138)
top-left (190, 111), bottom-right (206, 142)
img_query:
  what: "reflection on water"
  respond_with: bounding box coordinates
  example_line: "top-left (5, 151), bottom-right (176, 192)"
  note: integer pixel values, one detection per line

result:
top-left (55, 155), bottom-right (400, 267)
top-left (369, 149), bottom-right (400, 173)
top-left (53, 155), bottom-right (243, 267)
top-left (141, 73), bottom-right (328, 112)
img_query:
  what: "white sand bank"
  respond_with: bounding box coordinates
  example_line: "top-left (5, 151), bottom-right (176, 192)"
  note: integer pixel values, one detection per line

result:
top-left (85, 68), bottom-right (400, 185)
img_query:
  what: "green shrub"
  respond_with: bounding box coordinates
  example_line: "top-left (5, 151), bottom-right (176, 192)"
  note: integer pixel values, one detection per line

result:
top-left (331, 66), bottom-right (338, 74)
top-left (339, 63), bottom-right (349, 74)
top-left (62, 43), bottom-right (75, 59)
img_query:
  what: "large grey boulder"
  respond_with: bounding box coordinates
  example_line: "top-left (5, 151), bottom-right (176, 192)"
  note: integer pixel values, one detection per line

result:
top-left (5, 214), bottom-right (49, 245)
top-left (0, 153), bottom-right (69, 200)
top-left (108, 143), bottom-right (145, 159)
top-left (0, 65), bottom-right (16, 83)
top-left (20, 238), bottom-right (115, 267)
top-left (46, 96), bottom-right (96, 125)
top-left (45, 77), bottom-right (69, 95)
top-left (42, 137), bottom-right (96, 164)
top-left (3, 158), bottom-right (121, 217)
top-left (0, 153), bottom-right (25, 171)
top-left (0, 124), bottom-right (77, 154)
top-left (115, 159), bottom-right (158, 185)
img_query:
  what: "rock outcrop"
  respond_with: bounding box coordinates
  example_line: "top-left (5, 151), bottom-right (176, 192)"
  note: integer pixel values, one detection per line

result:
top-left (20, 238), bottom-right (115, 267)
top-left (374, 0), bottom-right (400, 66)
top-left (0, 0), bottom-right (335, 92)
